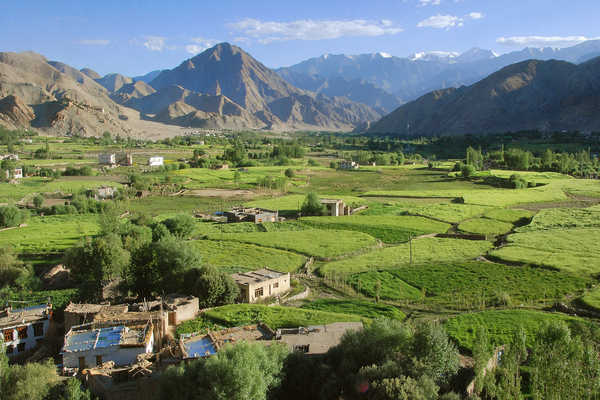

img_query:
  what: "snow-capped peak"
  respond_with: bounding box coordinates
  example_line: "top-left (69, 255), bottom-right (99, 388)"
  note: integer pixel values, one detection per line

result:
top-left (378, 52), bottom-right (392, 58)
top-left (409, 51), bottom-right (460, 62)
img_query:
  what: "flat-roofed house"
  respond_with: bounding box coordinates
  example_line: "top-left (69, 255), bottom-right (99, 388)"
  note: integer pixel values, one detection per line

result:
top-left (1, 304), bottom-right (53, 358)
top-left (231, 269), bottom-right (290, 303)
top-left (61, 322), bottom-right (154, 369)
top-left (98, 153), bottom-right (116, 166)
top-left (148, 156), bottom-right (164, 167)
top-left (224, 207), bottom-right (278, 224)
top-left (320, 198), bottom-right (348, 216)
top-left (276, 322), bottom-right (363, 355)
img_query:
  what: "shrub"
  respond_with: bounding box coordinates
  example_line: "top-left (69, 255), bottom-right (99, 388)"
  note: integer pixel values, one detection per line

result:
top-left (300, 192), bottom-right (325, 216)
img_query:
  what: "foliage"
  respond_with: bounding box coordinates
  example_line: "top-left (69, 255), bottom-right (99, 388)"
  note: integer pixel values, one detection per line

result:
top-left (0, 206), bottom-right (28, 228)
top-left (320, 238), bottom-right (493, 275)
top-left (301, 299), bottom-right (406, 321)
top-left (159, 341), bottom-right (289, 400)
top-left (184, 266), bottom-right (240, 308)
top-left (0, 246), bottom-right (36, 290)
top-left (0, 358), bottom-right (60, 400)
top-left (162, 214), bottom-right (196, 238)
top-left (207, 229), bottom-right (377, 259)
top-left (300, 192), bottom-right (325, 216)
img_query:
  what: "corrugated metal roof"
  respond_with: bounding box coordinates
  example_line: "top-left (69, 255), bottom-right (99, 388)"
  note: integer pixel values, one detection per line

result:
top-left (63, 326), bottom-right (124, 353)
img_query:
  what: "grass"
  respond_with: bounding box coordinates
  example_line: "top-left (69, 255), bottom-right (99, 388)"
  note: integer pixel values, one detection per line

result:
top-left (398, 203), bottom-right (495, 223)
top-left (301, 298), bottom-right (406, 320)
top-left (483, 208), bottom-right (534, 224)
top-left (125, 196), bottom-right (242, 216)
top-left (458, 218), bottom-right (514, 236)
top-left (445, 309), bottom-right (588, 351)
top-left (517, 207), bottom-right (600, 232)
top-left (205, 229), bottom-right (377, 259)
top-left (192, 240), bottom-right (306, 273)
top-left (299, 215), bottom-right (451, 243)
top-left (320, 238), bottom-right (493, 275)
top-left (176, 304), bottom-right (364, 336)
top-left (349, 261), bottom-right (589, 306)
top-left (490, 228), bottom-right (600, 276)
top-left (0, 177), bottom-right (123, 203)
top-left (0, 214), bottom-right (100, 253)
top-left (245, 194), bottom-right (367, 213)
top-left (579, 287), bottom-right (600, 311)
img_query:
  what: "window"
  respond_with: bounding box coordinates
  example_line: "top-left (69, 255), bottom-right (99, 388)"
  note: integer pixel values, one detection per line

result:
top-left (3, 329), bottom-right (13, 342)
top-left (96, 355), bottom-right (103, 366)
top-left (33, 322), bottom-right (44, 337)
top-left (273, 282), bottom-right (279, 289)
top-left (293, 344), bottom-right (310, 353)
top-left (5, 345), bottom-right (14, 354)
top-left (255, 287), bottom-right (264, 297)
top-left (17, 326), bottom-right (28, 339)
top-left (17, 343), bottom-right (25, 352)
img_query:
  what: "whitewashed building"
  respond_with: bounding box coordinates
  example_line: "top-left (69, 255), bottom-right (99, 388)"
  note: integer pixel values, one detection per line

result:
top-left (148, 156), bottom-right (164, 167)
top-left (61, 322), bottom-right (154, 369)
top-left (98, 153), bottom-right (116, 165)
top-left (13, 168), bottom-right (23, 179)
top-left (1, 304), bottom-right (53, 358)
top-left (231, 269), bottom-right (290, 303)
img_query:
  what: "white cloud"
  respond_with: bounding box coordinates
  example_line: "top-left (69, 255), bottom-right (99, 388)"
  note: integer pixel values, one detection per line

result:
top-left (417, 15), bottom-right (463, 29)
top-left (497, 35), bottom-right (600, 48)
top-left (418, 0), bottom-right (441, 6)
top-left (143, 36), bottom-right (166, 51)
top-left (78, 39), bottom-right (110, 46)
top-left (228, 18), bottom-right (403, 43)
top-left (468, 12), bottom-right (484, 20)
top-left (185, 37), bottom-right (220, 54)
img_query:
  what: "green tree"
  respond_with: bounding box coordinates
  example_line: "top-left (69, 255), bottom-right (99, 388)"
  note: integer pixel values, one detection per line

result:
top-left (184, 266), bottom-right (240, 308)
top-left (0, 359), bottom-right (60, 400)
top-left (284, 168), bottom-right (295, 178)
top-left (0, 206), bottom-right (27, 228)
top-left (32, 195), bottom-right (44, 209)
top-left (300, 192), bottom-right (325, 216)
top-left (162, 214), bottom-right (196, 238)
top-left (159, 341), bottom-right (289, 400)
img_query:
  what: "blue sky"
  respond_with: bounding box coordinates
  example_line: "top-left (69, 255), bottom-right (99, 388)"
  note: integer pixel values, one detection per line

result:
top-left (1, 0), bottom-right (598, 76)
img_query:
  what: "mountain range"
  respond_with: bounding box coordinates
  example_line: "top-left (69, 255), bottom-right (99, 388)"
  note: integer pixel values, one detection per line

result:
top-left (277, 40), bottom-right (600, 113)
top-left (367, 57), bottom-right (600, 136)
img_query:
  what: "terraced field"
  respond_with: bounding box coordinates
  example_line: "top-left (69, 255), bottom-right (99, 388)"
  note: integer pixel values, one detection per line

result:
top-left (458, 218), bottom-right (514, 236)
top-left (320, 237), bottom-right (493, 275)
top-left (301, 299), bottom-right (406, 320)
top-left (206, 229), bottom-right (378, 259)
top-left (299, 215), bottom-right (451, 243)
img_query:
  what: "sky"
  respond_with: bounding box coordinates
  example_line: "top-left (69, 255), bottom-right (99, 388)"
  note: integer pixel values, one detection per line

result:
top-left (1, 0), bottom-right (598, 77)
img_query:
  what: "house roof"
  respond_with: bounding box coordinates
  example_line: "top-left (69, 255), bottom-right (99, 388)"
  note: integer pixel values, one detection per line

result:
top-left (320, 198), bottom-right (343, 204)
top-left (277, 322), bottom-right (363, 355)
top-left (231, 268), bottom-right (287, 285)
top-left (62, 323), bottom-right (152, 353)
top-left (0, 304), bottom-right (51, 329)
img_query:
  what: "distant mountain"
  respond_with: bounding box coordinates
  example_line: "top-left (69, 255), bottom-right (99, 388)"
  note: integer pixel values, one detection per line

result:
top-left (95, 73), bottom-right (133, 92)
top-left (278, 40), bottom-right (600, 107)
top-left (80, 67), bottom-right (101, 80)
top-left (148, 43), bottom-right (379, 130)
top-left (367, 57), bottom-right (600, 136)
top-left (133, 70), bottom-right (165, 84)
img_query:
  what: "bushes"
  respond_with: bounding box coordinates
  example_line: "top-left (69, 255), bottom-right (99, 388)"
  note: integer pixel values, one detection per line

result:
top-left (63, 165), bottom-right (93, 176)
top-left (300, 192), bottom-right (325, 216)
top-left (0, 206), bottom-right (28, 228)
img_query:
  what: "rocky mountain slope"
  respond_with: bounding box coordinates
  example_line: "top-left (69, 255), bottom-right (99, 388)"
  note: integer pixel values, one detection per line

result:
top-left (367, 57), bottom-right (600, 136)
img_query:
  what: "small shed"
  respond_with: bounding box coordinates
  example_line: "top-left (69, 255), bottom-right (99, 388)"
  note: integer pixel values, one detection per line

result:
top-left (224, 207), bottom-right (278, 224)
top-left (148, 156), bottom-right (164, 167)
top-left (231, 269), bottom-right (290, 303)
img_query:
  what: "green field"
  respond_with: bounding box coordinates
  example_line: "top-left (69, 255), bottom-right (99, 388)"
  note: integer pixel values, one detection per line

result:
top-left (192, 240), bottom-right (306, 273)
top-left (579, 287), bottom-right (600, 311)
top-left (490, 228), bottom-right (600, 275)
top-left (301, 298), bottom-right (406, 320)
top-left (125, 196), bottom-right (241, 216)
top-left (320, 238), bottom-right (493, 275)
top-left (299, 215), bottom-right (451, 243)
top-left (0, 177), bottom-right (123, 203)
top-left (176, 304), bottom-right (364, 335)
top-left (483, 208), bottom-right (534, 224)
top-left (397, 203), bottom-right (495, 223)
top-left (445, 309), bottom-right (588, 351)
top-left (517, 207), bottom-right (600, 232)
top-left (458, 218), bottom-right (514, 236)
top-left (0, 214), bottom-right (100, 253)
top-left (206, 229), bottom-right (377, 259)
top-left (245, 194), bottom-right (367, 212)
top-left (349, 261), bottom-right (588, 306)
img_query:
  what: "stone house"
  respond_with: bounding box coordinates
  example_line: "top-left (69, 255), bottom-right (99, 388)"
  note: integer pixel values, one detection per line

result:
top-left (231, 269), bottom-right (291, 303)
top-left (320, 198), bottom-right (348, 216)
top-left (276, 322), bottom-right (363, 355)
top-left (339, 160), bottom-right (359, 170)
top-left (1, 304), bottom-right (53, 358)
top-left (148, 156), bottom-right (164, 167)
top-left (98, 153), bottom-right (116, 166)
top-left (224, 207), bottom-right (278, 224)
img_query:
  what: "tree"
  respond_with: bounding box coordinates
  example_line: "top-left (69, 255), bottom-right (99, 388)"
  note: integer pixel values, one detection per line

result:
top-left (461, 164), bottom-right (476, 178)
top-left (0, 206), bottom-right (27, 228)
top-left (0, 358), bottom-right (60, 400)
top-left (64, 234), bottom-right (131, 300)
top-left (162, 214), bottom-right (196, 239)
top-left (284, 168), bottom-right (295, 178)
top-left (159, 341), bottom-right (289, 400)
top-left (0, 245), bottom-right (36, 289)
top-left (32, 195), bottom-right (44, 209)
top-left (184, 266), bottom-right (239, 308)
top-left (300, 193), bottom-right (325, 216)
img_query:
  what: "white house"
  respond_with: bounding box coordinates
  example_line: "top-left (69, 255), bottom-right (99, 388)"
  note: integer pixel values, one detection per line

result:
top-left (148, 156), bottom-right (164, 167)
top-left (13, 168), bottom-right (23, 179)
top-left (1, 304), bottom-right (53, 358)
top-left (61, 322), bottom-right (154, 369)
top-left (98, 153), bottom-right (116, 166)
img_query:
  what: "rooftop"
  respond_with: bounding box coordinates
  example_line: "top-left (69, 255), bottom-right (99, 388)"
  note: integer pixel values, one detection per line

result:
top-left (182, 324), bottom-right (273, 358)
top-left (227, 206), bottom-right (277, 216)
top-left (65, 303), bottom-right (128, 315)
top-left (0, 304), bottom-right (51, 329)
top-left (231, 268), bottom-right (286, 285)
top-left (62, 323), bottom-right (152, 353)
top-left (320, 198), bottom-right (343, 204)
top-left (277, 322), bottom-right (363, 355)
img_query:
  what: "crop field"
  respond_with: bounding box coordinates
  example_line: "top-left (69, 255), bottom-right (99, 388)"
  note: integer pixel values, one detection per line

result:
top-left (490, 228), bottom-right (600, 275)
top-left (349, 261), bottom-right (589, 306)
top-left (192, 240), bottom-right (306, 273)
top-left (579, 287), bottom-right (600, 311)
top-left (301, 299), bottom-right (406, 320)
top-left (0, 177), bottom-right (123, 203)
top-left (445, 310), bottom-right (587, 351)
top-left (206, 229), bottom-right (378, 259)
top-left (320, 238), bottom-right (493, 275)
top-left (458, 218), bottom-right (514, 236)
top-left (483, 208), bottom-right (534, 224)
top-left (245, 194), bottom-right (367, 213)
top-left (174, 166), bottom-right (311, 190)
top-left (299, 215), bottom-right (451, 243)
top-left (0, 214), bottom-right (100, 253)
top-left (124, 196), bottom-right (241, 216)
top-left (398, 203), bottom-right (495, 223)
top-left (176, 304), bottom-right (364, 335)
top-left (517, 207), bottom-right (600, 231)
